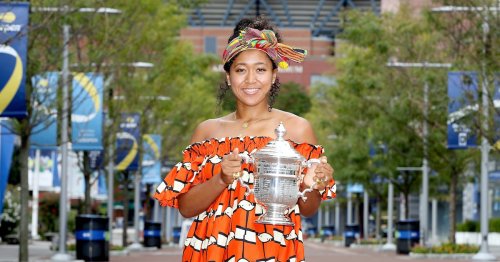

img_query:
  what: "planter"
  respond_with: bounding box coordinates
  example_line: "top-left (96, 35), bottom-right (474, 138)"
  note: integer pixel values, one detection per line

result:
top-left (455, 232), bottom-right (500, 246)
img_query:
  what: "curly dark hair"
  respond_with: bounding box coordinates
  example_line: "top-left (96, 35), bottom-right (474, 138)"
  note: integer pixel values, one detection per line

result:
top-left (218, 16), bottom-right (282, 112)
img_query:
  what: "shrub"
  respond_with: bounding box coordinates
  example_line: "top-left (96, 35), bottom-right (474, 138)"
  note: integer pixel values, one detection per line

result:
top-left (0, 186), bottom-right (21, 240)
top-left (456, 220), bottom-right (479, 232)
top-left (411, 243), bottom-right (479, 254)
top-left (489, 218), bottom-right (500, 233)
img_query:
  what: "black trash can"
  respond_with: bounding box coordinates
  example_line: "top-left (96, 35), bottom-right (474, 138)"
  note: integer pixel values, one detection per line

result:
top-left (144, 221), bottom-right (162, 248)
top-left (321, 225), bottom-right (335, 242)
top-left (396, 220), bottom-right (420, 254)
top-left (75, 214), bottom-right (109, 261)
top-left (344, 224), bottom-right (359, 247)
top-left (172, 226), bottom-right (181, 244)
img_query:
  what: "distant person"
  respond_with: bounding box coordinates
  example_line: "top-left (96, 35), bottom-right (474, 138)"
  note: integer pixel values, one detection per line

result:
top-left (155, 16), bottom-right (336, 261)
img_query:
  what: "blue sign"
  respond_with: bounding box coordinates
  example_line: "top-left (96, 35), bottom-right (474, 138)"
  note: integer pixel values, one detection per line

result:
top-left (116, 113), bottom-right (140, 171)
top-left (71, 73), bottom-right (104, 151)
top-left (30, 72), bottom-right (58, 149)
top-left (0, 120), bottom-right (15, 215)
top-left (142, 134), bottom-right (162, 184)
top-left (97, 170), bottom-right (107, 195)
top-left (88, 150), bottom-right (104, 170)
top-left (28, 149), bottom-right (60, 189)
top-left (447, 72), bottom-right (479, 149)
top-left (0, 3), bottom-right (29, 118)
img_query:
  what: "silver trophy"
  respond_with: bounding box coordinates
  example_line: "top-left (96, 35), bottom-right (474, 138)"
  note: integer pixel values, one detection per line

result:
top-left (238, 122), bottom-right (321, 226)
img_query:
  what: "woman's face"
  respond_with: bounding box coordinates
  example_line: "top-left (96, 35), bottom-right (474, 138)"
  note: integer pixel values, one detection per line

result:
top-left (226, 49), bottom-right (277, 107)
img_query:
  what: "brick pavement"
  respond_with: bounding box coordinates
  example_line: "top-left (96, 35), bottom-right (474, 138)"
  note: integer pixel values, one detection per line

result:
top-left (110, 240), bottom-right (496, 262)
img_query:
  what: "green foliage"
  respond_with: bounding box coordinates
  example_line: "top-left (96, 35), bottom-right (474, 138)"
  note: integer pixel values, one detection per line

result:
top-left (273, 82), bottom-right (312, 116)
top-left (456, 220), bottom-right (479, 232)
top-left (38, 192), bottom-right (59, 236)
top-left (411, 243), bottom-right (479, 254)
top-left (490, 218), bottom-right (500, 233)
top-left (0, 186), bottom-right (20, 239)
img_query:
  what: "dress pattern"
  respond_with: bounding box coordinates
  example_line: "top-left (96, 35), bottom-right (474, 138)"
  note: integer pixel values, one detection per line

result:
top-left (154, 136), bottom-right (336, 262)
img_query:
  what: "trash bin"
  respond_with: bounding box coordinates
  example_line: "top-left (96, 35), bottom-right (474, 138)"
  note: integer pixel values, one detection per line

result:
top-left (344, 224), bottom-right (359, 247)
top-left (75, 214), bottom-right (109, 261)
top-left (143, 221), bottom-right (162, 248)
top-left (173, 226), bottom-right (181, 244)
top-left (396, 220), bottom-right (419, 254)
top-left (321, 225), bottom-right (335, 242)
top-left (306, 226), bottom-right (317, 238)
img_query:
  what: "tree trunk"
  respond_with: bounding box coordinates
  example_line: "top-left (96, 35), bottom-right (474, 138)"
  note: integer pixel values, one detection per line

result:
top-left (19, 119), bottom-right (30, 262)
top-left (376, 196), bottom-right (381, 242)
top-left (122, 171), bottom-right (129, 247)
top-left (83, 151), bottom-right (92, 214)
top-left (404, 192), bottom-right (409, 220)
top-left (449, 172), bottom-right (458, 244)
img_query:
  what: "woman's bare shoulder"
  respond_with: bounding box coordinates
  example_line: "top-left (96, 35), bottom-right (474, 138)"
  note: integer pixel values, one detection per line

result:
top-left (190, 115), bottom-right (233, 143)
top-left (274, 109), bottom-right (317, 144)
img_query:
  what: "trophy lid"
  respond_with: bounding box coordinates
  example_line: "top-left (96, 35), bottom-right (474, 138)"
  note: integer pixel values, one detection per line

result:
top-left (252, 122), bottom-right (306, 161)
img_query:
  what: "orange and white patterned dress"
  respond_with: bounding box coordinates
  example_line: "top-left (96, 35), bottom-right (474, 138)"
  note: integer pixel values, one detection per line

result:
top-left (154, 136), bottom-right (336, 262)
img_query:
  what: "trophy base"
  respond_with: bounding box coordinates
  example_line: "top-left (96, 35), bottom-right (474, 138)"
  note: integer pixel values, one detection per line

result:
top-left (255, 204), bottom-right (294, 226)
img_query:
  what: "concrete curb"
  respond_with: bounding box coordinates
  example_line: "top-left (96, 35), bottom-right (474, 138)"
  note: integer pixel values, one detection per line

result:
top-left (409, 252), bottom-right (474, 260)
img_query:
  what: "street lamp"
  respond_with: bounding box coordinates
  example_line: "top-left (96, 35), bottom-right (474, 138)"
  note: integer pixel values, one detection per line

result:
top-left (387, 61), bottom-right (452, 247)
top-left (33, 6), bottom-right (122, 261)
top-left (432, 5), bottom-right (498, 261)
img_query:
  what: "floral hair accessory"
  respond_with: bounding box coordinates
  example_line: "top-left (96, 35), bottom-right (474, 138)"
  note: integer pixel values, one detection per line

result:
top-left (222, 27), bottom-right (307, 69)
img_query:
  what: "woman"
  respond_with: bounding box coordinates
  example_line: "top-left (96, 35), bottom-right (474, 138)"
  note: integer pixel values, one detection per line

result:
top-left (155, 17), bottom-right (336, 262)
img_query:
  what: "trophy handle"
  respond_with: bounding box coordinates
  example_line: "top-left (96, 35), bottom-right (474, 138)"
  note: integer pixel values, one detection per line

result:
top-left (237, 153), bottom-right (254, 196)
top-left (298, 158), bottom-right (322, 202)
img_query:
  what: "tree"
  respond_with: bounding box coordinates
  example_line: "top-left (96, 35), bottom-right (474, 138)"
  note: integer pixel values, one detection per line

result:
top-left (308, 5), bottom-right (477, 243)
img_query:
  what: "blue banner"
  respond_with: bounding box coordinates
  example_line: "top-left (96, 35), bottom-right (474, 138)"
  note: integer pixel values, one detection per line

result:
top-left (30, 72), bottom-right (58, 149)
top-left (116, 113), bottom-right (140, 171)
top-left (0, 120), bottom-right (15, 215)
top-left (71, 73), bottom-right (104, 151)
top-left (88, 150), bottom-right (103, 170)
top-left (447, 72), bottom-right (479, 149)
top-left (0, 3), bottom-right (29, 118)
top-left (142, 134), bottom-right (162, 184)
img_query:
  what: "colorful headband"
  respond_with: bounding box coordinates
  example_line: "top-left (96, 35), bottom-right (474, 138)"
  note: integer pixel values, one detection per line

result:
top-left (222, 27), bottom-right (307, 69)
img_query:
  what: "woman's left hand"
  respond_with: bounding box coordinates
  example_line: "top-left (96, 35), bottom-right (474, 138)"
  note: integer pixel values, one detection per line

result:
top-left (302, 156), bottom-right (334, 191)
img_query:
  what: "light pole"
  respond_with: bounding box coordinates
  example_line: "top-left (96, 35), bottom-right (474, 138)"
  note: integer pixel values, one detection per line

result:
top-left (33, 6), bottom-right (122, 261)
top-left (387, 61), bottom-right (451, 247)
top-left (432, 5), bottom-right (498, 261)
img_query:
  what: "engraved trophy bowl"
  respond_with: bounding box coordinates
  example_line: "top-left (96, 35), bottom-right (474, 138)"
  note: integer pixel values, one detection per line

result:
top-left (237, 122), bottom-right (320, 226)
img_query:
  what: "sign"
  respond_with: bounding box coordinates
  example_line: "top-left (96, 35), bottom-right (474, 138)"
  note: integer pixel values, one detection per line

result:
top-left (0, 119), bottom-right (15, 215)
top-left (30, 72), bottom-right (58, 149)
top-left (0, 3), bottom-right (29, 118)
top-left (142, 134), bottom-right (162, 184)
top-left (71, 73), bottom-right (104, 150)
top-left (447, 72), bottom-right (479, 149)
top-left (28, 149), bottom-right (60, 190)
top-left (115, 113), bottom-right (140, 171)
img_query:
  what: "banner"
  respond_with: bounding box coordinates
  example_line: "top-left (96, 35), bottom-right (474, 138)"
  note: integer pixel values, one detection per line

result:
top-left (88, 150), bottom-right (104, 170)
top-left (0, 3), bottom-right (29, 118)
top-left (28, 149), bottom-right (60, 191)
top-left (0, 119), bottom-right (15, 215)
top-left (447, 72), bottom-right (479, 149)
top-left (142, 134), bottom-right (162, 184)
top-left (115, 113), bottom-right (140, 171)
top-left (71, 73), bottom-right (104, 151)
top-left (30, 72), bottom-right (58, 149)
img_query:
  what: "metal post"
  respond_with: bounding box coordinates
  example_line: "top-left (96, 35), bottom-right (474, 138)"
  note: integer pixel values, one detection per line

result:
top-left (107, 141), bottom-right (114, 245)
top-left (31, 149), bottom-right (40, 240)
top-left (363, 191), bottom-right (369, 239)
top-left (399, 193), bottom-right (406, 220)
top-left (335, 200), bottom-right (340, 236)
top-left (422, 81), bottom-right (429, 246)
top-left (347, 191), bottom-right (352, 225)
top-left (431, 198), bottom-right (438, 245)
top-left (166, 207), bottom-right (172, 243)
top-left (52, 24), bottom-right (72, 261)
top-left (128, 171), bottom-right (142, 250)
top-left (472, 13), bottom-right (496, 261)
top-left (382, 182), bottom-right (396, 251)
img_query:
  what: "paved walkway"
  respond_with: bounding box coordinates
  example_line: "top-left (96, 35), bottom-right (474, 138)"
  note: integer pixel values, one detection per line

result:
top-left (1, 239), bottom-right (500, 262)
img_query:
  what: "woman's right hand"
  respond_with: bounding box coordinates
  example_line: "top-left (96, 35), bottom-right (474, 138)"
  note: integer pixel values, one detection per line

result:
top-left (220, 148), bottom-right (243, 185)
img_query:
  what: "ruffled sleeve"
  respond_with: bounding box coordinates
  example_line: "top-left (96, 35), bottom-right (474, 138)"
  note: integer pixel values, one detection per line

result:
top-left (154, 142), bottom-right (206, 208)
top-left (293, 142), bottom-right (337, 200)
